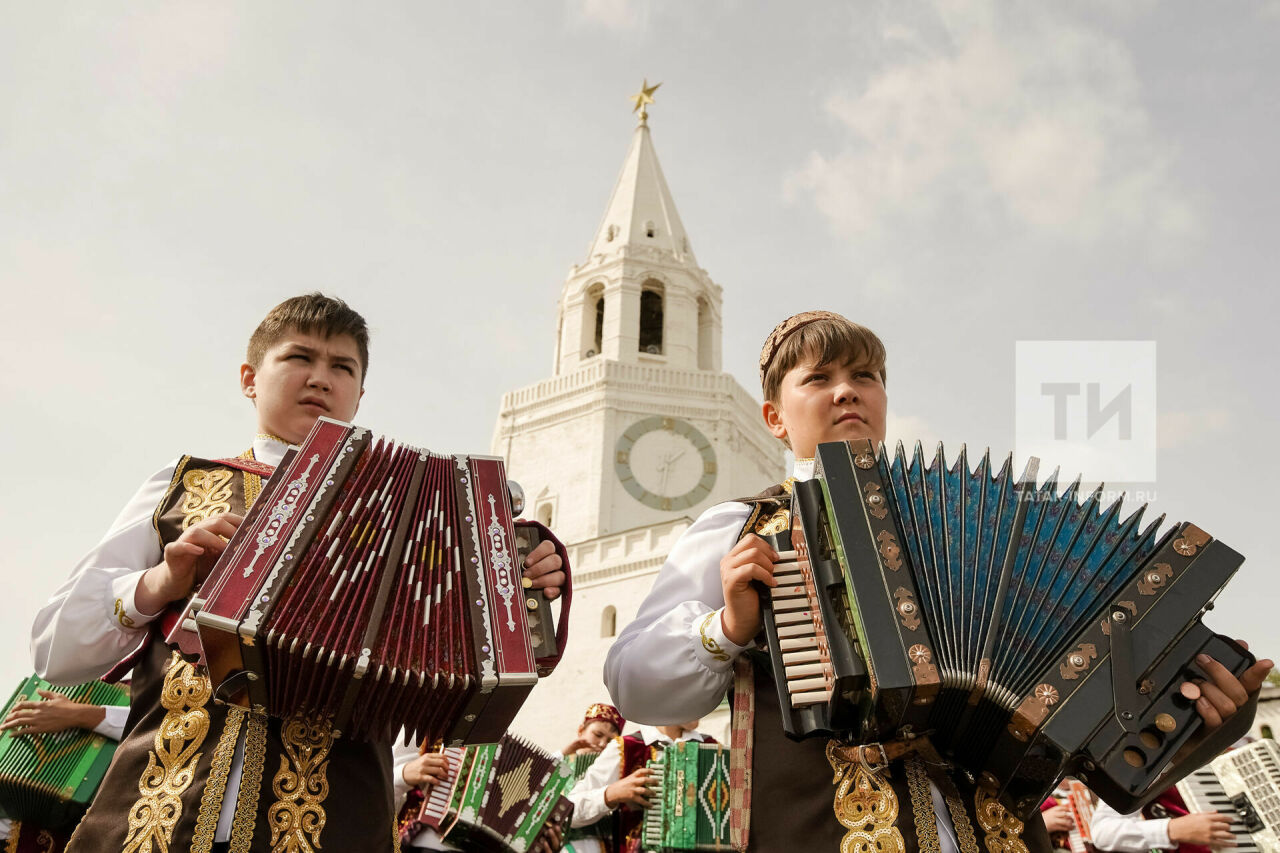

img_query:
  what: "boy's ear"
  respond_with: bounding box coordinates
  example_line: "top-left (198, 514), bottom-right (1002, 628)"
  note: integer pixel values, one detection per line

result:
top-left (240, 363), bottom-right (257, 404)
top-left (762, 399), bottom-right (788, 441)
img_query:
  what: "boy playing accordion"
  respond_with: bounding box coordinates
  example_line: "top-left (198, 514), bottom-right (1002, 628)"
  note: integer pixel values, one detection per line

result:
top-left (605, 310), bottom-right (1271, 853)
top-left (29, 294), bottom-right (566, 853)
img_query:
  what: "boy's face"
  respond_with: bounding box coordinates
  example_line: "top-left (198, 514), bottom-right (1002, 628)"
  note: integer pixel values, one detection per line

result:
top-left (240, 331), bottom-right (364, 444)
top-left (763, 354), bottom-right (887, 459)
top-left (578, 720), bottom-right (621, 751)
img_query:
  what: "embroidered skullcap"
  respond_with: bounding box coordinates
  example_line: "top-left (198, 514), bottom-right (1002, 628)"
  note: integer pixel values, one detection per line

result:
top-left (582, 703), bottom-right (625, 732)
top-left (758, 310), bottom-right (848, 382)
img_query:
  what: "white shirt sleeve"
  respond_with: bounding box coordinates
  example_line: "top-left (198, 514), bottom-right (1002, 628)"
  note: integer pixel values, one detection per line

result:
top-left (92, 704), bottom-right (129, 741)
top-left (568, 739), bottom-right (624, 828)
top-left (391, 734), bottom-right (421, 803)
top-left (603, 502), bottom-right (755, 725)
top-left (1089, 799), bottom-right (1172, 852)
top-left (31, 463), bottom-right (177, 685)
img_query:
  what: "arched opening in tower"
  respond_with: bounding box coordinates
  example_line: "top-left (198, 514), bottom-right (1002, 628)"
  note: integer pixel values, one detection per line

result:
top-left (639, 286), bottom-right (664, 355)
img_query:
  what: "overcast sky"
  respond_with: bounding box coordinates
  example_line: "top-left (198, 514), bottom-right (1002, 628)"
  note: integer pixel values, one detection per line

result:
top-left (2, 1), bottom-right (1277, 695)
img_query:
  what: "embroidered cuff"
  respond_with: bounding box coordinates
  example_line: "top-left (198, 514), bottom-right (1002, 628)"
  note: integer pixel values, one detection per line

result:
top-left (691, 608), bottom-right (751, 672)
top-left (109, 571), bottom-right (163, 630)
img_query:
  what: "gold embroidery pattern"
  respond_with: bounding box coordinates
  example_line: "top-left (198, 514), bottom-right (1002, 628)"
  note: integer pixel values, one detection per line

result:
top-left (229, 710), bottom-right (269, 853)
top-left (904, 756), bottom-right (940, 853)
top-left (826, 740), bottom-right (905, 853)
top-left (114, 598), bottom-right (137, 628)
top-left (190, 705), bottom-right (245, 853)
top-left (238, 449), bottom-right (264, 510)
top-left (699, 612), bottom-right (731, 662)
top-left (754, 506), bottom-right (791, 535)
top-left (122, 652), bottom-right (212, 853)
top-left (974, 788), bottom-right (1029, 853)
top-left (179, 468), bottom-right (235, 530)
top-left (153, 456), bottom-right (192, 548)
top-left (935, 772), bottom-right (980, 853)
top-left (4, 821), bottom-right (20, 853)
top-left (35, 829), bottom-right (54, 853)
top-left (268, 716), bottom-right (335, 853)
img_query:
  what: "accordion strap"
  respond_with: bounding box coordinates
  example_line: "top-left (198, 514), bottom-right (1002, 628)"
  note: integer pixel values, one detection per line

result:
top-left (516, 520), bottom-right (573, 676)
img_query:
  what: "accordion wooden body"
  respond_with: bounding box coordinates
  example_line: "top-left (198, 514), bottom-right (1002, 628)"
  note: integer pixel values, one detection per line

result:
top-left (1175, 738), bottom-right (1280, 853)
top-left (759, 438), bottom-right (1255, 819)
top-left (413, 736), bottom-right (575, 852)
top-left (0, 676), bottom-right (129, 828)
top-left (641, 741), bottom-right (733, 852)
top-left (167, 417), bottom-right (570, 745)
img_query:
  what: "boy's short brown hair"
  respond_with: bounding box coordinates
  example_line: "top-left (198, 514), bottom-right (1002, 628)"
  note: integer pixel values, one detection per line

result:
top-left (760, 311), bottom-right (887, 404)
top-left (247, 293), bottom-right (370, 381)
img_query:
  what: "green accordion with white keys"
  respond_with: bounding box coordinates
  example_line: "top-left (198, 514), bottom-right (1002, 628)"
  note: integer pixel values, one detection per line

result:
top-left (0, 675), bottom-right (130, 829)
top-left (641, 741), bottom-right (733, 852)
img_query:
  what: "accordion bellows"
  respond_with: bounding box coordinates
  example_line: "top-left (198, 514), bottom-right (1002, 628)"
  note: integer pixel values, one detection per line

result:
top-left (0, 676), bottom-right (129, 828)
top-left (763, 438), bottom-right (1254, 818)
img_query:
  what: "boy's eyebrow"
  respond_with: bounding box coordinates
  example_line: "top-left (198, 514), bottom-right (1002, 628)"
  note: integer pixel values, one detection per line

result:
top-left (281, 342), bottom-right (358, 365)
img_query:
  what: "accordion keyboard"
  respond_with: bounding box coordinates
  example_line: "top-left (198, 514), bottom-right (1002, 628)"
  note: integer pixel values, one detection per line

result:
top-left (418, 748), bottom-right (466, 829)
top-left (768, 549), bottom-right (834, 707)
top-left (1175, 739), bottom-right (1280, 853)
top-left (642, 750), bottom-right (668, 849)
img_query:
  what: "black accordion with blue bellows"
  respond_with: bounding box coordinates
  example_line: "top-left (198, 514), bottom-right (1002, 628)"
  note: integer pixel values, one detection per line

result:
top-left (758, 438), bottom-right (1256, 820)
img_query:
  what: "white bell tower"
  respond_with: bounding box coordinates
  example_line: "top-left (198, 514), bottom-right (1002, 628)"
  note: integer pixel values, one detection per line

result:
top-left (493, 85), bottom-right (785, 743)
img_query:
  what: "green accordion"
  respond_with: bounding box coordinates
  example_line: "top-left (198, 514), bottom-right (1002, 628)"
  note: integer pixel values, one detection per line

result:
top-left (641, 741), bottom-right (732, 852)
top-left (431, 735), bottom-right (577, 852)
top-left (0, 675), bottom-right (129, 829)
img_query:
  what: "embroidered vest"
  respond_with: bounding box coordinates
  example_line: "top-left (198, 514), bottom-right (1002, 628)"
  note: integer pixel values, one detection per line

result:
top-left (733, 484), bottom-right (1054, 853)
top-left (64, 455), bottom-right (397, 853)
top-left (3, 822), bottom-right (69, 853)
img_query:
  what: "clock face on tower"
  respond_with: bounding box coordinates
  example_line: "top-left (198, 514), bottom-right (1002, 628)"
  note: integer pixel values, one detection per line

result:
top-left (614, 416), bottom-right (718, 511)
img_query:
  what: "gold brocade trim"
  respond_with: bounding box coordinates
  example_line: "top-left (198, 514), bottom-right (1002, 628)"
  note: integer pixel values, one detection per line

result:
top-left (904, 756), bottom-right (940, 853)
top-left (238, 449), bottom-right (264, 510)
top-left (35, 829), bottom-right (54, 853)
top-left (180, 468), bottom-right (235, 530)
top-left (256, 433), bottom-right (290, 445)
top-left (191, 705), bottom-right (245, 853)
top-left (153, 455), bottom-right (193, 549)
top-left (934, 771), bottom-right (980, 853)
top-left (268, 716), bottom-right (335, 853)
top-left (122, 651), bottom-right (212, 853)
top-left (4, 821), bottom-right (20, 853)
top-left (826, 740), bottom-right (905, 853)
top-left (114, 598), bottom-right (137, 628)
top-left (391, 815), bottom-right (402, 853)
top-left (699, 612), bottom-right (731, 662)
top-left (754, 506), bottom-right (791, 536)
top-left (973, 787), bottom-right (1029, 853)
top-left (229, 710), bottom-right (269, 853)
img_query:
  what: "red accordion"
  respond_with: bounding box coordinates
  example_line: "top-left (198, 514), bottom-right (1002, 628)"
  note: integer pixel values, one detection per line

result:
top-left (167, 417), bottom-right (570, 745)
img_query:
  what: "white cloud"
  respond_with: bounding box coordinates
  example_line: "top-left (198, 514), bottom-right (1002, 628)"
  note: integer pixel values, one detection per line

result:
top-left (788, 0), bottom-right (1196, 252)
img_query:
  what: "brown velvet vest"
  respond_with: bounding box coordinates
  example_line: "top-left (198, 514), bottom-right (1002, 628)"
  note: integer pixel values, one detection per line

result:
top-left (64, 455), bottom-right (397, 853)
top-left (737, 487), bottom-right (1053, 853)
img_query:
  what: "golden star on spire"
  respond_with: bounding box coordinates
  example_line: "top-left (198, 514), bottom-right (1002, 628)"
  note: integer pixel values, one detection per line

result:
top-left (630, 78), bottom-right (661, 124)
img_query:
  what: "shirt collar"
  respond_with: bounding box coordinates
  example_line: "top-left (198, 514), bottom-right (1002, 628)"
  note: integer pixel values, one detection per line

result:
top-left (637, 724), bottom-right (705, 746)
top-left (792, 457), bottom-right (815, 481)
top-left (252, 434), bottom-right (290, 468)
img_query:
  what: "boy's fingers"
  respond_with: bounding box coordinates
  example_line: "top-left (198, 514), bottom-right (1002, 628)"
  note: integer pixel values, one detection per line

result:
top-left (1195, 696), bottom-right (1223, 729)
top-left (1196, 655), bottom-right (1250, 707)
top-left (1197, 681), bottom-right (1240, 719)
top-left (1241, 659), bottom-right (1274, 694)
top-left (522, 539), bottom-right (557, 567)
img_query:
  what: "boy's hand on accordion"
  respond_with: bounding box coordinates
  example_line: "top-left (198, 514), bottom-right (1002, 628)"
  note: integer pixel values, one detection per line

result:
top-left (135, 513), bottom-right (244, 614)
top-left (605, 766), bottom-right (656, 809)
top-left (720, 534), bottom-right (779, 646)
top-left (522, 538), bottom-right (565, 600)
top-left (0, 689), bottom-right (106, 735)
top-left (402, 752), bottom-right (450, 790)
top-left (1181, 642), bottom-right (1273, 730)
top-left (1167, 811), bottom-right (1237, 847)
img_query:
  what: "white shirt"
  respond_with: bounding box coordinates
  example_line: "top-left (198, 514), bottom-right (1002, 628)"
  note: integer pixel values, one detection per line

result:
top-left (1089, 799), bottom-right (1173, 851)
top-left (0, 705), bottom-right (128, 841)
top-left (602, 460), bottom-right (966, 853)
top-left (30, 435), bottom-right (288, 844)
